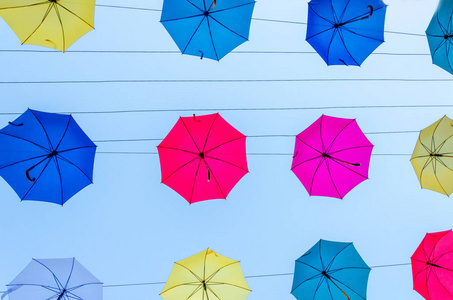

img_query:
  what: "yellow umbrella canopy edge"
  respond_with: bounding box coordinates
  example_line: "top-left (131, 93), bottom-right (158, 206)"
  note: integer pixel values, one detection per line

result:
top-left (161, 248), bottom-right (251, 300)
top-left (0, 0), bottom-right (95, 51)
top-left (411, 115), bottom-right (453, 195)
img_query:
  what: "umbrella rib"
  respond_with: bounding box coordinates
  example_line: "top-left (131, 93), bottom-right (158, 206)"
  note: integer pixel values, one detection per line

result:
top-left (336, 28), bottom-right (360, 66)
top-left (309, 157), bottom-right (326, 195)
top-left (64, 256), bottom-right (76, 290)
top-left (206, 281), bottom-right (251, 291)
top-left (55, 116), bottom-right (71, 151)
top-left (342, 26), bottom-right (385, 43)
top-left (431, 267), bottom-right (453, 298)
top-left (189, 159), bottom-right (202, 203)
top-left (206, 16), bottom-right (220, 61)
top-left (29, 110), bottom-right (54, 151)
top-left (210, 15), bottom-right (249, 41)
top-left (57, 3), bottom-right (95, 29)
top-left (56, 154), bottom-right (93, 183)
top-left (295, 260), bottom-right (323, 273)
top-left (329, 266), bottom-right (370, 273)
top-left (161, 14), bottom-right (204, 23)
top-left (330, 277), bottom-right (365, 299)
top-left (186, 0), bottom-right (204, 12)
top-left (296, 136), bottom-right (323, 154)
top-left (206, 163), bottom-right (227, 198)
top-left (0, 132), bottom-right (50, 152)
top-left (320, 115), bottom-right (326, 153)
top-left (180, 118), bottom-right (202, 153)
top-left (157, 146), bottom-right (198, 155)
top-left (325, 158), bottom-right (342, 198)
top-left (431, 159), bottom-right (449, 195)
top-left (291, 155), bottom-right (323, 171)
top-left (338, 0), bottom-right (351, 23)
top-left (205, 155), bottom-right (248, 172)
top-left (0, 1), bottom-right (49, 10)
top-left (329, 144), bottom-right (373, 155)
top-left (430, 117), bottom-right (444, 151)
top-left (21, 158), bottom-right (53, 200)
top-left (325, 119), bottom-right (355, 153)
top-left (32, 259), bottom-right (66, 293)
top-left (182, 17), bottom-right (206, 55)
top-left (161, 156), bottom-right (199, 183)
top-left (210, 2), bottom-right (255, 14)
top-left (205, 261), bottom-right (239, 282)
top-left (0, 154), bottom-right (48, 170)
top-left (22, 3), bottom-right (54, 46)
top-left (308, 4), bottom-right (335, 26)
top-left (175, 262), bottom-right (204, 282)
top-left (205, 136), bottom-right (246, 154)
top-left (51, 155), bottom-right (64, 205)
top-left (54, 3), bottom-right (66, 51)
top-left (328, 157), bottom-right (367, 179)
top-left (291, 273), bottom-right (323, 293)
top-left (325, 243), bottom-right (352, 271)
top-left (306, 26), bottom-right (335, 41)
top-left (201, 113), bottom-right (218, 153)
top-left (57, 145), bottom-right (97, 154)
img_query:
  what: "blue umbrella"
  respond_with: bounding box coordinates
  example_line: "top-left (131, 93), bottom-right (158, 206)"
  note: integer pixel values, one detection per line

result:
top-left (426, 0), bottom-right (453, 74)
top-left (291, 239), bottom-right (371, 300)
top-left (160, 0), bottom-right (255, 61)
top-left (306, 0), bottom-right (387, 66)
top-left (0, 109), bottom-right (96, 205)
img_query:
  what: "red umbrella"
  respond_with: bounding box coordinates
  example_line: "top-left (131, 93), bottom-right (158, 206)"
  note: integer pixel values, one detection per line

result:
top-left (291, 115), bottom-right (373, 199)
top-left (412, 230), bottom-right (453, 300)
top-left (158, 113), bottom-right (248, 203)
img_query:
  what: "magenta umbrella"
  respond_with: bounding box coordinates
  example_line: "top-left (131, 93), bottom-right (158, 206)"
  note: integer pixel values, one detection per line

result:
top-left (291, 115), bottom-right (373, 199)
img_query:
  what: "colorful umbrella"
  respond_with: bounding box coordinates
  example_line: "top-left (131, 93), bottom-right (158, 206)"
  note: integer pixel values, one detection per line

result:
top-left (411, 116), bottom-right (453, 196)
top-left (4, 258), bottom-right (102, 300)
top-left (411, 230), bottom-right (453, 300)
top-left (160, 248), bottom-right (250, 300)
top-left (291, 239), bottom-right (371, 300)
top-left (160, 0), bottom-right (255, 61)
top-left (0, 0), bottom-right (95, 52)
top-left (0, 109), bottom-right (96, 205)
top-left (157, 113), bottom-right (248, 203)
top-left (306, 0), bottom-right (387, 66)
top-left (291, 115), bottom-right (373, 199)
top-left (426, 0), bottom-right (453, 74)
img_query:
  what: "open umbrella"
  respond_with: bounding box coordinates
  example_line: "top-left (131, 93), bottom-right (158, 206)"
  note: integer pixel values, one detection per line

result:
top-left (0, 109), bottom-right (96, 205)
top-left (0, 0), bottom-right (95, 51)
top-left (291, 115), bottom-right (373, 199)
top-left (160, 248), bottom-right (250, 300)
top-left (160, 0), bottom-right (255, 60)
top-left (291, 239), bottom-right (371, 300)
top-left (411, 116), bottom-right (453, 196)
top-left (411, 230), bottom-right (453, 300)
top-left (157, 113), bottom-right (248, 203)
top-left (306, 0), bottom-right (387, 66)
top-left (3, 258), bottom-right (102, 300)
top-left (426, 0), bottom-right (453, 74)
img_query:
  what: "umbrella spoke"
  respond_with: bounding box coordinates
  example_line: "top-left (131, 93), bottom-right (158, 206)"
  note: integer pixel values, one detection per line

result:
top-left (0, 1), bottom-right (49, 10)
top-left (210, 15), bottom-right (248, 41)
top-left (201, 113), bottom-right (218, 153)
top-left (210, 2), bottom-right (254, 14)
top-left (325, 159), bottom-right (342, 198)
top-left (54, 4), bottom-right (66, 51)
top-left (56, 154), bottom-right (93, 183)
top-left (0, 132), bottom-right (50, 152)
top-left (204, 136), bottom-right (246, 154)
top-left (182, 16), bottom-right (207, 55)
top-left (57, 3), bottom-right (95, 29)
top-left (325, 119), bottom-right (355, 153)
top-left (204, 155), bottom-right (248, 173)
top-left (335, 28), bottom-right (359, 66)
top-left (180, 118), bottom-right (202, 153)
top-left (161, 14), bottom-right (204, 23)
top-left (189, 159), bottom-right (202, 203)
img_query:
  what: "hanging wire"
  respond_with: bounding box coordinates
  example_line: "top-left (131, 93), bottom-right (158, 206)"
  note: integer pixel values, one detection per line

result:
top-left (95, 4), bottom-right (425, 37)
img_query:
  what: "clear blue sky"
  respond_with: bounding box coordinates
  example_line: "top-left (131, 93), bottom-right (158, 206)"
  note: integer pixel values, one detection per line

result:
top-left (0, 0), bottom-right (451, 299)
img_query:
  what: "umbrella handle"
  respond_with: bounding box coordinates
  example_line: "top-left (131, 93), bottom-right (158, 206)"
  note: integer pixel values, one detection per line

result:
top-left (329, 279), bottom-right (350, 300)
top-left (8, 122), bottom-right (23, 126)
top-left (360, 5), bottom-right (373, 20)
top-left (210, 0), bottom-right (216, 9)
top-left (26, 167), bottom-right (36, 182)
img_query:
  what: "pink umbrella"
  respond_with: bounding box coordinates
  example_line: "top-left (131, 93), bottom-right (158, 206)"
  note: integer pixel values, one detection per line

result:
top-left (157, 113), bottom-right (248, 203)
top-left (291, 115), bottom-right (373, 199)
top-left (412, 230), bottom-right (453, 300)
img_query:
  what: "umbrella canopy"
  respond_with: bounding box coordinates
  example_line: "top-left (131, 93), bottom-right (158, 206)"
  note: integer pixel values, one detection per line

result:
top-left (157, 113), bottom-right (248, 203)
top-left (291, 239), bottom-right (371, 300)
top-left (306, 0), bottom-right (387, 66)
top-left (426, 0), bottom-right (453, 74)
top-left (160, 248), bottom-right (250, 300)
top-left (160, 0), bottom-right (255, 61)
top-left (411, 115), bottom-right (453, 196)
top-left (0, 109), bottom-right (96, 205)
top-left (291, 115), bottom-right (373, 199)
top-left (411, 230), bottom-right (453, 300)
top-left (4, 258), bottom-right (102, 300)
top-left (0, 0), bottom-right (95, 52)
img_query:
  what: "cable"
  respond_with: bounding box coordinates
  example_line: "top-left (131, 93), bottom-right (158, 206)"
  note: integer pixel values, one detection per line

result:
top-left (0, 49), bottom-right (430, 56)
top-left (95, 4), bottom-right (425, 37)
top-left (92, 131), bottom-right (418, 144)
top-left (0, 78), bottom-right (452, 85)
top-left (96, 152), bottom-right (410, 156)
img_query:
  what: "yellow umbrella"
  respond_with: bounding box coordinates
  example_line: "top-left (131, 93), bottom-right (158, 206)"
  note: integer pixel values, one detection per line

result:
top-left (411, 115), bottom-right (453, 195)
top-left (161, 249), bottom-right (251, 300)
top-left (0, 0), bottom-right (95, 51)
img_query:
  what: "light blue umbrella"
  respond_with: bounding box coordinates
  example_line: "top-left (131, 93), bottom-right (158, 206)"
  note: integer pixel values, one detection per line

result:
top-left (0, 109), bottom-right (96, 205)
top-left (291, 239), bottom-right (371, 300)
top-left (426, 0), bottom-right (453, 74)
top-left (160, 0), bottom-right (255, 61)
top-left (306, 0), bottom-right (387, 66)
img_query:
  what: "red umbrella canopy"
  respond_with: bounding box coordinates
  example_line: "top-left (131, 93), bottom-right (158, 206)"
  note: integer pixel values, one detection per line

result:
top-left (291, 115), bottom-right (373, 199)
top-left (412, 230), bottom-right (453, 300)
top-left (158, 113), bottom-right (248, 203)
